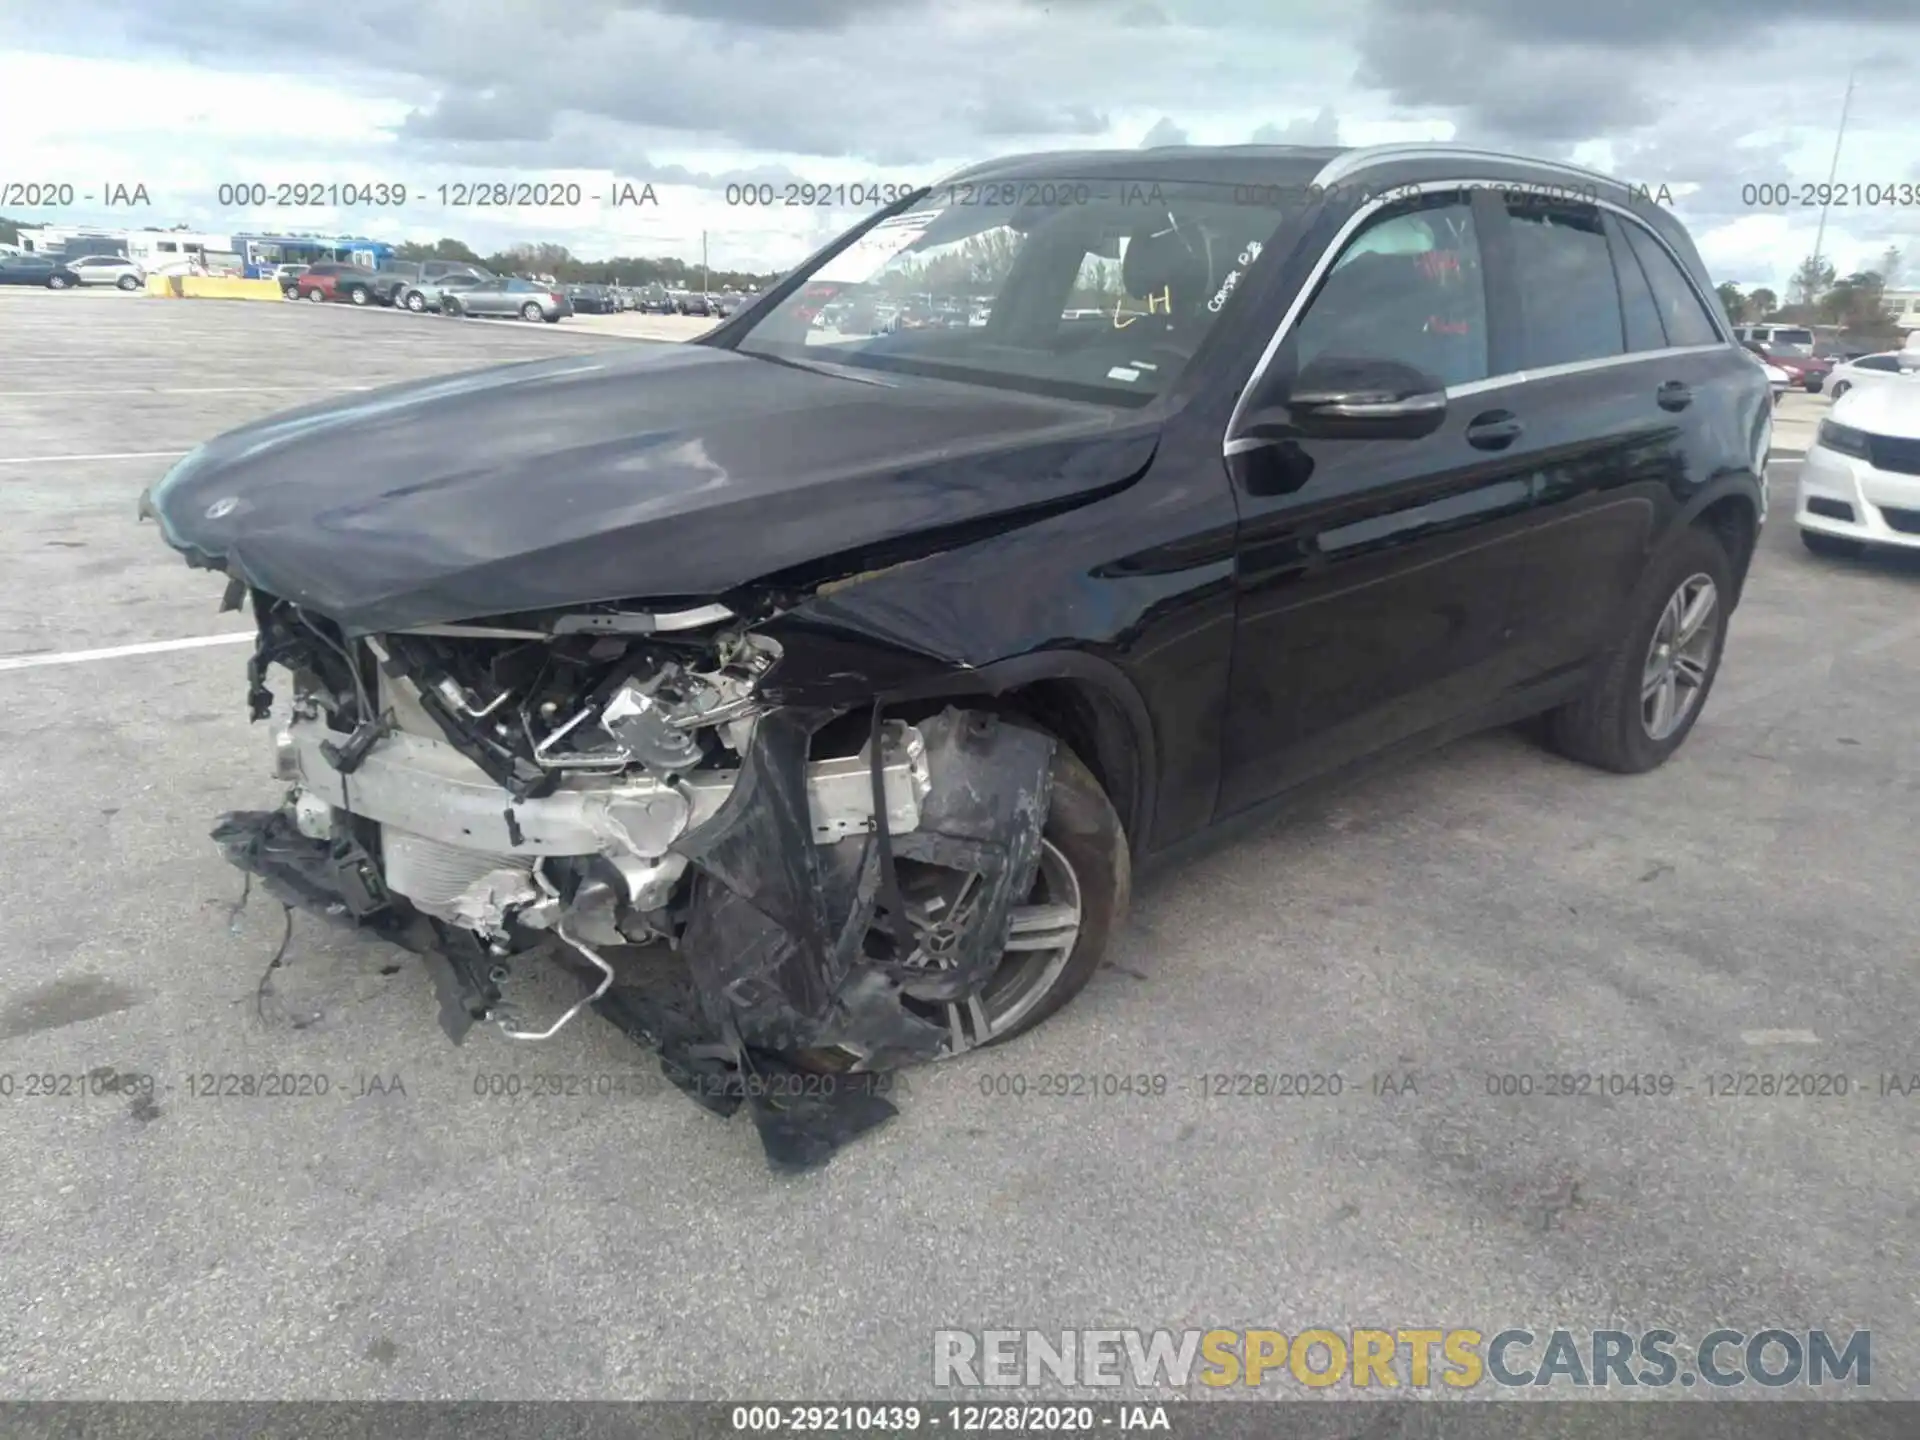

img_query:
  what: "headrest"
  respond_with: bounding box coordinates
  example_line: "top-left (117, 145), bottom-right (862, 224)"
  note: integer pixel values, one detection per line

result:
top-left (1122, 218), bottom-right (1215, 314)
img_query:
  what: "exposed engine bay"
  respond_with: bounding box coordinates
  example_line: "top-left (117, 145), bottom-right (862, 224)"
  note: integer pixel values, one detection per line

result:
top-left (214, 591), bottom-right (1056, 1171)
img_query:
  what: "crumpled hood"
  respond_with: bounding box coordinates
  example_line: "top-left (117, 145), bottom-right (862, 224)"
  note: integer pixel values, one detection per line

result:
top-left (144, 342), bottom-right (1155, 633)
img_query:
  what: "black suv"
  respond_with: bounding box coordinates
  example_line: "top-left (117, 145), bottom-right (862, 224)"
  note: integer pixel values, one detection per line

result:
top-left (144, 144), bottom-right (1768, 1171)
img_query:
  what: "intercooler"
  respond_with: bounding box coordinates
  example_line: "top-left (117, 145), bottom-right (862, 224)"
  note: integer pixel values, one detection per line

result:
top-left (381, 828), bottom-right (533, 915)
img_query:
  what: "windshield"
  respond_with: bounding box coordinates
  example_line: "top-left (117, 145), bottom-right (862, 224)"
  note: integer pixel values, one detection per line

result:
top-left (1769, 328), bottom-right (1815, 353)
top-left (731, 178), bottom-right (1290, 406)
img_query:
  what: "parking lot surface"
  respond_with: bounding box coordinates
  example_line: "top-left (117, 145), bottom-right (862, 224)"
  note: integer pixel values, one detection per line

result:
top-left (2, 289), bottom-right (1916, 1399)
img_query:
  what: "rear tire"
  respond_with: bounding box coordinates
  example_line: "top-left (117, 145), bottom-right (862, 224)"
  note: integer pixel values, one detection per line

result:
top-left (306, 288), bottom-right (326, 303)
top-left (1545, 524), bottom-right (1733, 774)
top-left (1829, 380), bottom-right (1851, 400)
top-left (346, 285), bottom-right (370, 306)
top-left (116, 274), bottom-right (140, 291)
top-left (442, 298), bottom-right (462, 317)
top-left (1801, 529), bottom-right (1865, 560)
top-left (405, 291), bottom-right (426, 312)
top-left (47, 275), bottom-right (70, 289)
top-left (520, 301), bottom-right (544, 321)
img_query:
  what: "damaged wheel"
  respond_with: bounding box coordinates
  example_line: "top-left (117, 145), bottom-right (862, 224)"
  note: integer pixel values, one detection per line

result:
top-left (886, 739), bottom-right (1127, 1056)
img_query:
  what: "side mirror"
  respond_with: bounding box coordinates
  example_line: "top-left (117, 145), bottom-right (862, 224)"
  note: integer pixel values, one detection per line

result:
top-left (1242, 355), bottom-right (1449, 441)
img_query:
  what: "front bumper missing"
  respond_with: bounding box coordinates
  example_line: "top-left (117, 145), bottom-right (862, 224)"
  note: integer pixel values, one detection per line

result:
top-left (212, 705), bottom-right (1055, 1172)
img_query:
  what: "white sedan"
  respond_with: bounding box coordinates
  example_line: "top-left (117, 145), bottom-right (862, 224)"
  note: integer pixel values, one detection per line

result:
top-left (1825, 350), bottom-right (1920, 401)
top-left (1796, 382), bottom-right (1920, 558)
top-left (62, 255), bottom-right (146, 290)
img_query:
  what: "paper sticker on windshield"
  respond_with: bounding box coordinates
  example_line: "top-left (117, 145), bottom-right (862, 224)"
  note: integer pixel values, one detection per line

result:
top-left (814, 211), bottom-right (943, 283)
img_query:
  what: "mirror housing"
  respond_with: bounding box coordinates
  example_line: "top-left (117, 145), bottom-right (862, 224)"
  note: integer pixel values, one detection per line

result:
top-left (1242, 355), bottom-right (1449, 441)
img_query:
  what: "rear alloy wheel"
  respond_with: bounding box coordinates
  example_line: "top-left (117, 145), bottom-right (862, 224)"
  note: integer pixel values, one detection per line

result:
top-left (1546, 524), bottom-right (1733, 774)
top-left (346, 285), bottom-right (370, 306)
top-left (47, 275), bottom-right (71, 289)
top-left (1830, 380), bottom-right (1851, 400)
top-left (306, 288), bottom-right (326, 303)
top-left (520, 301), bottom-right (545, 322)
top-left (859, 735), bottom-right (1129, 1059)
top-left (116, 274), bottom-right (140, 291)
top-left (1801, 529), bottom-right (1865, 560)
top-left (405, 291), bottom-right (426, 312)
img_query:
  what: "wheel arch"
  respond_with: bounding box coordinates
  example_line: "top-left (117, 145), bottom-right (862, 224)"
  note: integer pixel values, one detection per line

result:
top-left (879, 650), bottom-right (1157, 853)
top-left (1684, 488), bottom-right (1760, 606)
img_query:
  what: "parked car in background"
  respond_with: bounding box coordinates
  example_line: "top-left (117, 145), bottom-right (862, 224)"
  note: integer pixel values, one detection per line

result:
top-left (294, 262), bottom-right (381, 306)
top-left (440, 275), bottom-right (572, 322)
top-left (273, 263), bottom-right (311, 296)
top-left (143, 143), bottom-right (1768, 1171)
top-left (0, 254), bottom-right (82, 288)
top-left (710, 292), bottom-right (747, 318)
top-left (1798, 383), bottom-right (1920, 558)
top-left (1734, 323), bottom-right (1818, 355)
top-left (374, 259), bottom-right (493, 307)
top-left (1741, 341), bottom-right (1830, 392)
top-left (400, 272), bottom-right (487, 314)
top-left (676, 291), bottom-right (714, 317)
top-left (1826, 350), bottom-right (1920, 401)
top-left (566, 283), bottom-right (619, 315)
top-left (635, 287), bottom-right (679, 314)
top-left (63, 254), bottom-right (145, 290)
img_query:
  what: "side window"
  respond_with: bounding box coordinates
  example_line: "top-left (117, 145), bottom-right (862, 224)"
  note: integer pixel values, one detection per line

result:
top-left (1857, 355), bottom-right (1898, 372)
top-left (1622, 224), bottom-right (1720, 346)
top-left (1505, 200), bottom-right (1623, 368)
top-left (1292, 197), bottom-right (1488, 388)
top-left (1608, 221), bottom-right (1668, 352)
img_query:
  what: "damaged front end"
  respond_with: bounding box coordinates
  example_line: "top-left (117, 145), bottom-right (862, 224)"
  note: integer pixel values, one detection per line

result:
top-left (217, 592), bottom-right (1056, 1170)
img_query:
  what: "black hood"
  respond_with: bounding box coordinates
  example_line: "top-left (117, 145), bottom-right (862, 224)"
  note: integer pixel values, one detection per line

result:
top-left (146, 343), bottom-right (1156, 634)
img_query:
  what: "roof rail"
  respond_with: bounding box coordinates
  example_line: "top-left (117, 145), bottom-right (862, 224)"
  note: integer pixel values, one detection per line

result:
top-left (1312, 143), bottom-right (1622, 190)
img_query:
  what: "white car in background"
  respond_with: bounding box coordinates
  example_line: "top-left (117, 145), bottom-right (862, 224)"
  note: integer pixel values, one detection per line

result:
top-left (63, 255), bottom-right (146, 290)
top-left (1759, 359), bottom-right (1789, 404)
top-left (1825, 350), bottom-right (1920, 402)
top-left (1797, 383), bottom-right (1920, 558)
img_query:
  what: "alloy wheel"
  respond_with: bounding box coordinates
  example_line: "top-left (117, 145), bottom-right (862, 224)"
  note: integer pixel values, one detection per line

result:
top-left (883, 838), bottom-right (1085, 1058)
top-left (1641, 573), bottom-right (1719, 741)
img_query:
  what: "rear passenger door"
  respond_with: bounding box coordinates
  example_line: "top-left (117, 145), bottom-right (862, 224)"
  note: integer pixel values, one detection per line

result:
top-left (1487, 197), bottom-right (1720, 685)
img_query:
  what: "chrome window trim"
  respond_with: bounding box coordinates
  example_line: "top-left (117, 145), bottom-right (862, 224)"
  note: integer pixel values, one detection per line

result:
top-left (1224, 174), bottom-right (1737, 453)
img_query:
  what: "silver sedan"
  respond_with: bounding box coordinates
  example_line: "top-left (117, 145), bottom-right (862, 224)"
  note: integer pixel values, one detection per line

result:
top-left (440, 277), bottom-right (572, 323)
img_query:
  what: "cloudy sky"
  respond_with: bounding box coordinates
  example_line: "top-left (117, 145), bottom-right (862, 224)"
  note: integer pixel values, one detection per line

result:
top-left (3, 0), bottom-right (1919, 288)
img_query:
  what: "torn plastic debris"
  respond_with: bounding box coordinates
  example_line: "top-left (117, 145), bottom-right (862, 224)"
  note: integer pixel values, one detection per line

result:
top-left (205, 706), bottom-right (1054, 1172)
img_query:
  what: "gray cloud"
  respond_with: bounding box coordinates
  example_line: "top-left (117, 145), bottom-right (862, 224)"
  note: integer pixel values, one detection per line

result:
top-left (1139, 117), bottom-right (1189, 147)
top-left (1249, 107), bottom-right (1340, 146)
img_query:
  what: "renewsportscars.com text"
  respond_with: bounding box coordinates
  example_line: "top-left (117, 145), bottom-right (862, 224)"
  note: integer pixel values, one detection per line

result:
top-left (932, 1327), bottom-right (1870, 1390)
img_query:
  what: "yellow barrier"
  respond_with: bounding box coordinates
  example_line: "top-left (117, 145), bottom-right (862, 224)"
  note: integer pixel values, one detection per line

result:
top-left (177, 276), bottom-right (285, 302)
top-left (145, 274), bottom-right (182, 298)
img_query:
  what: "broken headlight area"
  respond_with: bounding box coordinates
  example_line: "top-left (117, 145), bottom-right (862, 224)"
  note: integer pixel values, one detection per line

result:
top-left (214, 596), bottom-right (1055, 1171)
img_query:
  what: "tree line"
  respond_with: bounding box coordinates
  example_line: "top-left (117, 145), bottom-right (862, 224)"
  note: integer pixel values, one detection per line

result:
top-left (1714, 245), bottom-right (1907, 342)
top-left (390, 237), bottom-right (781, 291)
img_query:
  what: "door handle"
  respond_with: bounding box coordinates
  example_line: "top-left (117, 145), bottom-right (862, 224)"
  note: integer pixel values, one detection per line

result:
top-left (1465, 409), bottom-right (1523, 450)
top-left (1657, 380), bottom-right (1693, 411)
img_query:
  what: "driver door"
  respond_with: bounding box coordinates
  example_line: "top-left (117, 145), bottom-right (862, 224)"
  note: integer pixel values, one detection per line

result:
top-left (1217, 188), bottom-right (1542, 809)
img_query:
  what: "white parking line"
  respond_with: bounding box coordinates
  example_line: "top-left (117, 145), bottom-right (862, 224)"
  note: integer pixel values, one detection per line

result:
top-left (0, 632), bottom-right (255, 673)
top-left (1741, 1029), bottom-right (1821, 1045)
top-left (0, 450), bottom-right (190, 465)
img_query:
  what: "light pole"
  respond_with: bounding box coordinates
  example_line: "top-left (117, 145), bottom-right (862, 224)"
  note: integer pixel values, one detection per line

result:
top-left (702, 229), bottom-right (709, 298)
top-left (1808, 66), bottom-right (1856, 304)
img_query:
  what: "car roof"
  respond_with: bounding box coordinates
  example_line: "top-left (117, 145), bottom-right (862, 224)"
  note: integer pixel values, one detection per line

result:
top-left (935, 141), bottom-right (1716, 280)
